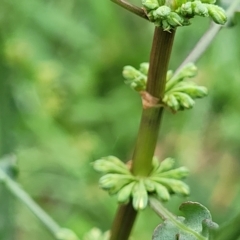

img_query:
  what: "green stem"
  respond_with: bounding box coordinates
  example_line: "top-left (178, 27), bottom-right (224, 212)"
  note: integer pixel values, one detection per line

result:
top-left (0, 166), bottom-right (79, 240)
top-left (110, 27), bottom-right (175, 240)
top-left (175, 0), bottom-right (240, 74)
top-left (110, 0), bottom-right (149, 20)
top-left (110, 203), bottom-right (137, 240)
top-left (132, 28), bottom-right (175, 176)
top-left (149, 197), bottom-right (207, 240)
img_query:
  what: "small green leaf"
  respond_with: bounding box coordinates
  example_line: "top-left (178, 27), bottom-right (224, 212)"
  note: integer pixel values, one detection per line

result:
top-left (179, 202), bottom-right (214, 232)
top-left (153, 201), bottom-right (218, 240)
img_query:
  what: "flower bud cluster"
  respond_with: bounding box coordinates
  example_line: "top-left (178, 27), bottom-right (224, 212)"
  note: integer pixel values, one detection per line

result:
top-left (83, 228), bottom-right (109, 240)
top-left (142, 0), bottom-right (227, 31)
top-left (123, 62), bottom-right (207, 112)
top-left (163, 63), bottom-right (208, 112)
top-left (93, 156), bottom-right (189, 210)
top-left (123, 63), bottom-right (149, 91)
top-left (55, 228), bottom-right (79, 240)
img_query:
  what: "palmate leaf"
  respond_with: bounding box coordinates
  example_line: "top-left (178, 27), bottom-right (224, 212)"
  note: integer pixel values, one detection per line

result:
top-left (152, 202), bottom-right (218, 240)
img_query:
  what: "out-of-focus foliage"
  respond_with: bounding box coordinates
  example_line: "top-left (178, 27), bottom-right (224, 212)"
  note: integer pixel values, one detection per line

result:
top-left (0, 0), bottom-right (240, 239)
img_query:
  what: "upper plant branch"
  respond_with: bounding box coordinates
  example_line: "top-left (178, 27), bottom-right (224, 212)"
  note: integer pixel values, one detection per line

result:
top-left (175, 0), bottom-right (240, 74)
top-left (110, 0), bottom-right (149, 20)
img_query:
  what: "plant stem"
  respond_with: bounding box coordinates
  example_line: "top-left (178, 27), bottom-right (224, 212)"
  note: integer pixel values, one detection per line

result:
top-left (0, 166), bottom-right (79, 240)
top-left (110, 0), bottom-right (148, 20)
top-left (132, 28), bottom-right (175, 176)
top-left (110, 27), bottom-right (175, 240)
top-left (175, 0), bottom-right (240, 74)
top-left (149, 197), bottom-right (206, 240)
top-left (110, 203), bottom-right (137, 240)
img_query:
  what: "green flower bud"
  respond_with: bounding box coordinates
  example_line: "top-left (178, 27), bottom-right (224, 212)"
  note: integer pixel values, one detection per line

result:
top-left (83, 228), bottom-right (110, 240)
top-left (151, 156), bottom-right (161, 173)
top-left (144, 178), bottom-right (156, 192)
top-left (164, 94), bottom-right (180, 111)
top-left (55, 228), bottom-right (79, 240)
top-left (207, 5), bottom-right (227, 25)
top-left (108, 180), bottom-right (130, 195)
top-left (117, 181), bottom-right (136, 203)
top-left (193, 1), bottom-right (209, 17)
top-left (139, 62), bottom-right (149, 75)
top-left (167, 12), bottom-right (184, 27)
top-left (172, 83), bottom-right (208, 98)
top-left (174, 92), bottom-right (195, 109)
top-left (158, 166), bottom-right (189, 179)
top-left (154, 6), bottom-right (171, 18)
top-left (93, 158), bottom-right (130, 175)
top-left (166, 62), bottom-right (198, 91)
top-left (179, 2), bottom-right (193, 16)
top-left (147, 10), bottom-right (156, 22)
top-left (123, 65), bottom-right (147, 91)
top-left (99, 174), bottom-right (134, 190)
top-left (153, 157), bottom-right (175, 175)
top-left (122, 66), bottom-right (140, 81)
top-left (152, 177), bottom-right (190, 196)
top-left (132, 180), bottom-right (148, 210)
top-left (142, 0), bottom-right (160, 10)
top-left (153, 181), bottom-right (170, 201)
top-left (178, 62), bottom-right (198, 78)
top-left (104, 156), bottom-right (129, 170)
top-left (201, 0), bottom-right (216, 3)
top-left (166, 70), bottom-right (173, 81)
top-left (83, 228), bottom-right (102, 240)
top-left (161, 19), bottom-right (171, 31)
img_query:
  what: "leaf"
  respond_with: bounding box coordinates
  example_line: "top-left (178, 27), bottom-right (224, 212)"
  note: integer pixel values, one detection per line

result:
top-left (153, 201), bottom-right (218, 240)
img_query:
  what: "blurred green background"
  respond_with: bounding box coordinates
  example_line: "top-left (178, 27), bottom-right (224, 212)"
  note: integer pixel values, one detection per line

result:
top-left (0, 0), bottom-right (240, 239)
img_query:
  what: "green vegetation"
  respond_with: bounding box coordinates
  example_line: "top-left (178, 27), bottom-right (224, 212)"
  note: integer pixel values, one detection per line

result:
top-left (1, 0), bottom-right (240, 239)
